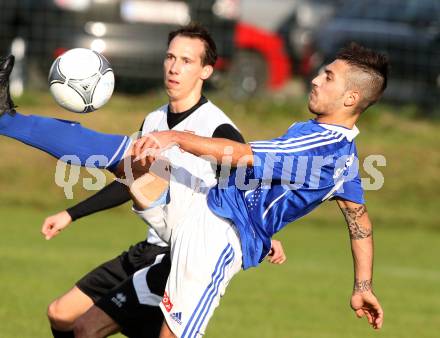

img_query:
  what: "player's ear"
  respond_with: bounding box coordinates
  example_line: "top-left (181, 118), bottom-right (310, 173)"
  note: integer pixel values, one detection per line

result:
top-left (201, 65), bottom-right (213, 80)
top-left (344, 90), bottom-right (360, 108)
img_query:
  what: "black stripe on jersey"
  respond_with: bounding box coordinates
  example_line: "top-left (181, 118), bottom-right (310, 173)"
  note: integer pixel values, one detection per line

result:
top-left (213, 123), bottom-right (245, 143)
top-left (166, 96), bottom-right (208, 129)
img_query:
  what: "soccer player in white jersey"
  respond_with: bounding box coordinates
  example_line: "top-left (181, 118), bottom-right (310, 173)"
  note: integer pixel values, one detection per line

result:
top-left (128, 42), bottom-right (388, 338)
top-left (51, 24), bottom-right (249, 338)
top-left (0, 25), bottom-right (283, 338)
top-left (0, 41), bottom-right (386, 335)
top-left (0, 24), bottom-right (286, 338)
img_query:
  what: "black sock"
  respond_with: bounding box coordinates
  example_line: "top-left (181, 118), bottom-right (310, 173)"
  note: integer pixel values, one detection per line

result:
top-left (51, 327), bottom-right (75, 338)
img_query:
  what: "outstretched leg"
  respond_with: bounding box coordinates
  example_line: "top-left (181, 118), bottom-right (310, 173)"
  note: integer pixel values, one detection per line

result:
top-left (0, 111), bottom-right (131, 170)
top-left (0, 54), bottom-right (170, 200)
top-left (0, 55), bottom-right (130, 171)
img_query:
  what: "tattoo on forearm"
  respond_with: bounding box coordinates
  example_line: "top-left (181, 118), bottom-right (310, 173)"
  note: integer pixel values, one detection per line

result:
top-left (354, 278), bottom-right (372, 293)
top-left (341, 205), bottom-right (372, 240)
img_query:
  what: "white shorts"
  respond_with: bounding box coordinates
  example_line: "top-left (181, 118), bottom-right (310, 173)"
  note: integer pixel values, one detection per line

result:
top-left (159, 191), bottom-right (242, 338)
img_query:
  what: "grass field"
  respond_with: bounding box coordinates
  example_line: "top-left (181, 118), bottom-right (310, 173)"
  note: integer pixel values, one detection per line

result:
top-left (0, 90), bottom-right (439, 337)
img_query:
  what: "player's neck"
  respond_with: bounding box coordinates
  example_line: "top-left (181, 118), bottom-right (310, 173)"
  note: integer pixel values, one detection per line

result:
top-left (169, 93), bottom-right (202, 113)
top-left (315, 112), bottom-right (358, 129)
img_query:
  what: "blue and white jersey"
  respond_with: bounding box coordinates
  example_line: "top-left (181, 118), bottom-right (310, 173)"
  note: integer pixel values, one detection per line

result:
top-left (207, 120), bottom-right (364, 269)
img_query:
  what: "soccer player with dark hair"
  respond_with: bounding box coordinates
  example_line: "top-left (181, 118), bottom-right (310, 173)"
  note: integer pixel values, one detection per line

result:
top-left (0, 42), bottom-right (388, 337)
top-left (0, 23), bottom-right (287, 338)
top-left (127, 42), bottom-right (388, 338)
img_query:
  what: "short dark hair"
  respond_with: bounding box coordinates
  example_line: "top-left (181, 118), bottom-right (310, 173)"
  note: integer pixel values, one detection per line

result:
top-left (168, 23), bottom-right (218, 66)
top-left (337, 42), bottom-right (389, 110)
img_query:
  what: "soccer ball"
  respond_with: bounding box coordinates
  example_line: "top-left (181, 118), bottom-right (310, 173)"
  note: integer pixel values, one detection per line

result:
top-left (48, 48), bottom-right (115, 113)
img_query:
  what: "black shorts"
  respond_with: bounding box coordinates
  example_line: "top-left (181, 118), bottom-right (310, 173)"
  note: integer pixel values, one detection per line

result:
top-left (96, 253), bottom-right (171, 338)
top-left (76, 240), bottom-right (170, 337)
top-left (76, 240), bottom-right (169, 303)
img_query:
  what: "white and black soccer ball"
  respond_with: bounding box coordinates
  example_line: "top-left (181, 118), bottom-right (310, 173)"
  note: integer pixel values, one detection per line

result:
top-left (48, 48), bottom-right (115, 113)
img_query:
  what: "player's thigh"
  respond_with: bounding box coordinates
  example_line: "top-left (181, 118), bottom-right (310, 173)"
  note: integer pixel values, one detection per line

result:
top-left (161, 196), bottom-right (242, 337)
top-left (95, 253), bottom-right (170, 338)
top-left (76, 240), bottom-right (168, 303)
top-left (74, 306), bottom-right (120, 338)
top-left (48, 286), bottom-right (94, 322)
top-left (75, 247), bottom-right (137, 303)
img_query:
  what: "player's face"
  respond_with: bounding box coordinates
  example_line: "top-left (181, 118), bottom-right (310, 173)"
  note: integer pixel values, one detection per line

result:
top-left (163, 36), bottom-right (212, 104)
top-left (308, 60), bottom-right (349, 115)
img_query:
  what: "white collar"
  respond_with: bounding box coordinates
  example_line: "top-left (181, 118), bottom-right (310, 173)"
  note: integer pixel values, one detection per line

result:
top-left (318, 122), bottom-right (360, 142)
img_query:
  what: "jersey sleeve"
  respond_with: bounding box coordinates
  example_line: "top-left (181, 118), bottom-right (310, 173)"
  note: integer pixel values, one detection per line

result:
top-left (250, 135), bottom-right (306, 182)
top-left (250, 135), bottom-right (282, 180)
top-left (250, 132), bottom-right (348, 184)
top-left (66, 180), bottom-right (131, 221)
top-left (212, 124), bottom-right (245, 143)
top-left (332, 174), bottom-right (365, 204)
top-left (213, 124), bottom-right (245, 178)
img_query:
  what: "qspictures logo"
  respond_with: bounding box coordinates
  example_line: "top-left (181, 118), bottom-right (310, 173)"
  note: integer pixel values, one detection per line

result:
top-left (54, 131), bottom-right (387, 198)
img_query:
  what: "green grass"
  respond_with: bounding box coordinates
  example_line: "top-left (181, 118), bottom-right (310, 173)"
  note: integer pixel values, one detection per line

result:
top-left (1, 207), bottom-right (439, 337)
top-left (0, 91), bottom-right (439, 337)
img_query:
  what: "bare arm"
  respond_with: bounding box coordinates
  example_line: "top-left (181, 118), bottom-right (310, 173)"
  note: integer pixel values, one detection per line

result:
top-left (132, 130), bottom-right (253, 167)
top-left (336, 198), bottom-right (383, 330)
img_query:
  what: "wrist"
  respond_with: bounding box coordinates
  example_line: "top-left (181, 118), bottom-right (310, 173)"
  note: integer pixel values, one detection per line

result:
top-left (65, 208), bottom-right (77, 222)
top-left (353, 278), bottom-right (373, 294)
top-left (63, 210), bottom-right (73, 222)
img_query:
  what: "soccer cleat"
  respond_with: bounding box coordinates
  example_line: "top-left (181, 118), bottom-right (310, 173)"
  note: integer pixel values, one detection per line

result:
top-left (0, 55), bottom-right (16, 116)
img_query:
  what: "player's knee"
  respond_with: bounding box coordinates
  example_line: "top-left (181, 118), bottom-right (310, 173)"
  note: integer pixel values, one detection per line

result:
top-left (47, 299), bottom-right (74, 328)
top-left (47, 300), bottom-right (61, 322)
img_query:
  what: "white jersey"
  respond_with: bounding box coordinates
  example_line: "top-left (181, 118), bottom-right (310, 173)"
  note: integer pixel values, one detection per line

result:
top-left (136, 100), bottom-right (239, 246)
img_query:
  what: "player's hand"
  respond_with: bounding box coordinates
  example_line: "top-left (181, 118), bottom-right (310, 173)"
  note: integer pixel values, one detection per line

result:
top-left (133, 131), bottom-right (176, 166)
top-left (41, 210), bottom-right (73, 240)
top-left (350, 291), bottom-right (384, 330)
top-left (267, 239), bottom-right (287, 264)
